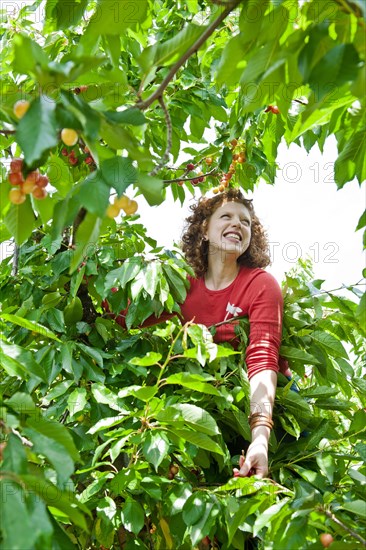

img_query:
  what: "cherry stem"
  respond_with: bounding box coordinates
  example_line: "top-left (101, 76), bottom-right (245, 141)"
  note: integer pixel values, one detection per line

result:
top-left (135, 0), bottom-right (242, 110)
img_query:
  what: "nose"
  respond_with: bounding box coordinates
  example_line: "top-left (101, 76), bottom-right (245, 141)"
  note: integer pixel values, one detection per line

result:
top-left (231, 217), bottom-right (241, 227)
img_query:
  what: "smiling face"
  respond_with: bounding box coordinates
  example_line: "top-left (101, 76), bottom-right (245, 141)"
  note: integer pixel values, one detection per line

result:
top-left (204, 200), bottom-right (252, 259)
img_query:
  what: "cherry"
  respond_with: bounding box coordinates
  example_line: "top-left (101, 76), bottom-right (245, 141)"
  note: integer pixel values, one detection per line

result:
top-left (13, 99), bottom-right (30, 119)
top-left (10, 158), bottom-right (23, 173)
top-left (9, 188), bottom-right (26, 204)
top-left (106, 204), bottom-right (120, 218)
top-left (8, 172), bottom-right (24, 186)
top-left (61, 128), bottom-right (78, 146)
top-left (37, 175), bottom-right (49, 189)
top-left (320, 533), bottom-right (334, 548)
top-left (25, 170), bottom-right (40, 184)
top-left (32, 187), bottom-right (47, 199)
top-left (123, 200), bottom-right (138, 215)
top-left (265, 105), bottom-right (280, 114)
top-left (186, 163), bottom-right (195, 171)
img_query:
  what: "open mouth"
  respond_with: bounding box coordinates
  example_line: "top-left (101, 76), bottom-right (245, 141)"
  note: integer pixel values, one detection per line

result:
top-left (223, 232), bottom-right (242, 242)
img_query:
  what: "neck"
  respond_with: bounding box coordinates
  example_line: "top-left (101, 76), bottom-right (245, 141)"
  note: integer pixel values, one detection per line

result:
top-left (204, 257), bottom-right (240, 290)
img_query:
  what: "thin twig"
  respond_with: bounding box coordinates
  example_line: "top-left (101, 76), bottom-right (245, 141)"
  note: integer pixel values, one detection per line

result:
top-left (149, 96), bottom-right (173, 177)
top-left (0, 129), bottom-right (16, 135)
top-left (136, 0), bottom-right (242, 110)
top-left (11, 244), bottom-right (19, 276)
top-left (163, 167), bottom-right (218, 184)
top-left (323, 508), bottom-right (366, 545)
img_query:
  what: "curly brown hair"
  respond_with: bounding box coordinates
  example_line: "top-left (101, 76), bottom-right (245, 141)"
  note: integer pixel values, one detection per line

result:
top-left (181, 189), bottom-right (270, 277)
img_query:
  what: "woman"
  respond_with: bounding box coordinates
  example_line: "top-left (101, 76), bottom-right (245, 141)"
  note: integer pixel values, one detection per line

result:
top-left (180, 188), bottom-right (287, 479)
top-left (106, 189), bottom-right (289, 478)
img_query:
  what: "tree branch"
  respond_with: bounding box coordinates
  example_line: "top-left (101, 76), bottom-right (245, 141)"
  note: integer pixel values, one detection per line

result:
top-left (136, 0), bottom-right (242, 110)
top-left (323, 508), bottom-right (366, 545)
top-left (0, 129), bottom-right (16, 135)
top-left (163, 167), bottom-right (218, 184)
top-left (11, 244), bottom-right (19, 277)
top-left (148, 96), bottom-right (173, 176)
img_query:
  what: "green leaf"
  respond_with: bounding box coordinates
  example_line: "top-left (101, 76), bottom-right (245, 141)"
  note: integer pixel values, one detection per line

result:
top-left (157, 403), bottom-right (220, 436)
top-left (16, 96), bottom-right (58, 165)
top-left (24, 416), bottom-right (79, 486)
top-left (104, 258), bottom-right (142, 291)
top-left (341, 500), bottom-right (366, 518)
top-left (182, 492), bottom-right (207, 526)
top-left (163, 373), bottom-right (220, 396)
top-left (76, 171), bottom-right (110, 217)
top-left (142, 431), bottom-right (170, 471)
top-left (4, 198), bottom-right (35, 246)
top-left (310, 330), bottom-right (348, 358)
top-left (0, 313), bottom-right (61, 341)
top-left (67, 387), bottom-right (87, 418)
top-left (121, 500), bottom-right (145, 535)
top-left (47, 156), bottom-right (73, 197)
top-left (1, 433), bottom-right (28, 474)
top-left (100, 157), bottom-right (138, 195)
top-left (137, 173), bottom-right (164, 206)
top-left (308, 44), bottom-right (361, 100)
top-left (70, 212), bottom-right (101, 273)
top-left (0, 341), bottom-right (47, 382)
top-left (87, 0), bottom-right (148, 36)
top-left (0, 480), bottom-right (37, 549)
top-left (168, 428), bottom-right (224, 455)
top-left (46, 0), bottom-right (88, 29)
top-left (130, 352), bottom-right (162, 366)
top-left (20, 475), bottom-right (89, 530)
top-left (13, 34), bottom-right (48, 74)
top-left (139, 23), bottom-right (204, 70)
top-left (104, 108), bottom-right (147, 125)
top-left (355, 292), bottom-right (366, 332)
top-left (279, 345), bottom-right (321, 365)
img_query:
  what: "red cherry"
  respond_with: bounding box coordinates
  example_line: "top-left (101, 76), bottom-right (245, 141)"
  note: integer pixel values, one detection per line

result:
top-left (111, 287), bottom-right (118, 293)
top-left (186, 163), bottom-right (195, 171)
top-left (61, 148), bottom-right (69, 156)
top-left (37, 175), bottom-right (49, 188)
top-left (10, 158), bottom-right (23, 173)
top-left (85, 156), bottom-right (94, 165)
top-left (8, 172), bottom-right (24, 185)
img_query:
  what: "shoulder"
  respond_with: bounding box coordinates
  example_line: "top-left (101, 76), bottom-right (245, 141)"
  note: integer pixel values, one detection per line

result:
top-left (238, 267), bottom-right (283, 296)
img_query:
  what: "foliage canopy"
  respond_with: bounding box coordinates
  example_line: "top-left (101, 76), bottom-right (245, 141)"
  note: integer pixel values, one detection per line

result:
top-left (0, 0), bottom-right (365, 549)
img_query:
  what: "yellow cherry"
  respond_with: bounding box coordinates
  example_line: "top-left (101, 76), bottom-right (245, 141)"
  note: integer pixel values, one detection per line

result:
top-left (61, 128), bottom-right (78, 146)
top-left (13, 100), bottom-right (30, 119)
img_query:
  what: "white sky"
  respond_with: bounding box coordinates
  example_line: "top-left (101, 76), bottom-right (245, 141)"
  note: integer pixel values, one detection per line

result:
top-left (138, 136), bottom-right (365, 293)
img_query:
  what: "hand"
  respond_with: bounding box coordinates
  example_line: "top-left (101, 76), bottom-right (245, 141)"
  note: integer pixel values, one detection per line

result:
top-left (232, 441), bottom-right (269, 479)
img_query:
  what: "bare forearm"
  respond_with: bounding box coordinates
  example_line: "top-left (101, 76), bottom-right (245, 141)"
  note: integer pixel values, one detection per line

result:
top-left (249, 370), bottom-right (277, 444)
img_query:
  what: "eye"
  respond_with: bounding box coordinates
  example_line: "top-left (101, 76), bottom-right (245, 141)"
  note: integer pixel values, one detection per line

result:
top-left (221, 214), bottom-right (230, 219)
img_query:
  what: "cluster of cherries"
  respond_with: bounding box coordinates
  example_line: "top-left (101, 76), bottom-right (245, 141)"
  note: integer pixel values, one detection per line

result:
top-left (106, 194), bottom-right (138, 219)
top-left (177, 138), bottom-right (247, 194)
top-left (8, 158), bottom-right (48, 204)
top-left (60, 128), bottom-right (95, 168)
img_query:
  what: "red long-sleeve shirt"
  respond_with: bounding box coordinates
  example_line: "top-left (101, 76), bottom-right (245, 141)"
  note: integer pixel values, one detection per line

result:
top-left (107, 266), bottom-right (289, 380)
top-left (180, 267), bottom-right (287, 379)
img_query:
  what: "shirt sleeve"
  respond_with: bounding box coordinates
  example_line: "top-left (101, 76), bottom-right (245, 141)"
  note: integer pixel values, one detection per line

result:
top-left (245, 272), bottom-right (284, 379)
